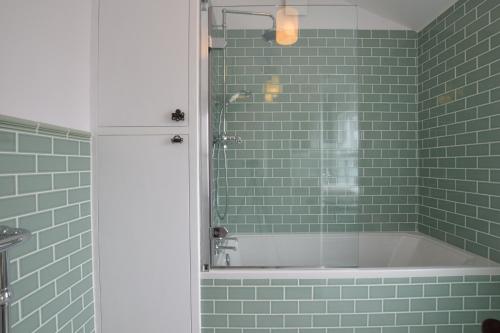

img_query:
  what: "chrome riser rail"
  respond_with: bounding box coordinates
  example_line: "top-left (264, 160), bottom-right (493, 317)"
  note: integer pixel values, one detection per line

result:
top-left (0, 252), bottom-right (10, 333)
top-left (0, 226), bottom-right (31, 333)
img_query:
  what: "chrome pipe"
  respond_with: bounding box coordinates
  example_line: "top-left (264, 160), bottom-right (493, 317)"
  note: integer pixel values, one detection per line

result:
top-left (221, 9), bottom-right (276, 29)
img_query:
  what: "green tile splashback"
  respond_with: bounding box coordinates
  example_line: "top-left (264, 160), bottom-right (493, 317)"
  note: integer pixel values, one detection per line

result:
top-left (418, 0), bottom-right (500, 263)
top-left (0, 117), bottom-right (94, 333)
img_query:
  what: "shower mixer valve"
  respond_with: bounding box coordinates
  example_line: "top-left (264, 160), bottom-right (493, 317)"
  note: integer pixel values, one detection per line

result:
top-left (212, 226), bottom-right (238, 254)
top-left (214, 238), bottom-right (238, 254)
top-left (214, 240), bottom-right (237, 252)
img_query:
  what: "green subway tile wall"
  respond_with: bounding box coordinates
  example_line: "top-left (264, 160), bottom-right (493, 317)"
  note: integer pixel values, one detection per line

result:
top-left (213, 29), bottom-right (419, 233)
top-left (0, 117), bottom-right (95, 333)
top-left (202, 276), bottom-right (500, 332)
top-left (417, 0), bottom-right (500, 263)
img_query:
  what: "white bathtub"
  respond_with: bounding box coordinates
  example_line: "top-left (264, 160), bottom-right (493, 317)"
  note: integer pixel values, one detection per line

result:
top-left (206, 232), bottom-right (500, 278)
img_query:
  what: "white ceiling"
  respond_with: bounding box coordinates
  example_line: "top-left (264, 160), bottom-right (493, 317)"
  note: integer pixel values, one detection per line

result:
top-left (211, 5), bottom-right (409, 30)
top-left (211, 0), bottom-right (460, 31)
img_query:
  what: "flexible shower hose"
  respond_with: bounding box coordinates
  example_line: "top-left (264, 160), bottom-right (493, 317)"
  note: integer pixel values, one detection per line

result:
top-left (212, 103), bottom-right (228, 221)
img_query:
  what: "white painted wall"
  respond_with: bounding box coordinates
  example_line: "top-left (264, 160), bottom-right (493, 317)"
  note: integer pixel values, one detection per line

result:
top-left (0, 0), bottom-right (92, 131)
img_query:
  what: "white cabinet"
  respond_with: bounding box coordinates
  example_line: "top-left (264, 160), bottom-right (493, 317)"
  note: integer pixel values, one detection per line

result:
top-left (97, 135), bottom-right (191, 333)
top-left (96, 0), bottom-right (198, 331)
top-left (98, 0), bottom-right (189, 127)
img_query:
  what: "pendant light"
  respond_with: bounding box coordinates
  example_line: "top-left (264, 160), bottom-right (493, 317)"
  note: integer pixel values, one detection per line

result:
top-left (276, 6), bottom-right (299, 46)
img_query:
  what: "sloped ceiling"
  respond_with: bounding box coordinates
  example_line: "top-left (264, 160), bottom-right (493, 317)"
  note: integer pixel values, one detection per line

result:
top-left (211, 0), bottom-right (459, 31)
top-left (348, 0), bottom-right (458, 31)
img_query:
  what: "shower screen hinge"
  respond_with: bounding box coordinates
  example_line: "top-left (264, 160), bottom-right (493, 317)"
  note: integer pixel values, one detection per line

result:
top-left (201, 0), bottom-right (208, 11)
top-left (209, 36), bottom-right (226, 49)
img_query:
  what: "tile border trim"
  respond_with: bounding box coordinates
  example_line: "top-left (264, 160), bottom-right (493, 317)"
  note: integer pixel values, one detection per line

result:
top-left (0, 114), bottom-right (91, 140)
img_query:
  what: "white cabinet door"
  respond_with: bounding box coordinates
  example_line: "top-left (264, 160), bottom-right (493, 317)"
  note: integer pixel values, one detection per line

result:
top-left (98, 0), bottom-right (189, 127)
top-left (98, 135), bottom-right (191, 333)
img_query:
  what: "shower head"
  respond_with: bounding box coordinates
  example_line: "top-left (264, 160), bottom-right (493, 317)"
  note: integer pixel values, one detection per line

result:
top-left (228, 90), bottom-right (252, 104)
top-left (262, 29), bottom-right (276, 43)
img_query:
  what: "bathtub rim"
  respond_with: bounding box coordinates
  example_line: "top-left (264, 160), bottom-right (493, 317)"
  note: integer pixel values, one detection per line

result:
top-left (202, 266), bottom-right (500, 279)
top-left (205, 231), bottom-right (500, 278)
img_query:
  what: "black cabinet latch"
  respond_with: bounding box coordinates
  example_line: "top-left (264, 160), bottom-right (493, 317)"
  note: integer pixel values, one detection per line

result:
top-left (171, 135), bottom-right (184, 144)
top-left (171, 109), bottom-right (185, 121)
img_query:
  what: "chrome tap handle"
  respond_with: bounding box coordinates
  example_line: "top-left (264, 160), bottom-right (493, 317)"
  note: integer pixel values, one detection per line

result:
top-left (215, 244), bottom-right (237, 251)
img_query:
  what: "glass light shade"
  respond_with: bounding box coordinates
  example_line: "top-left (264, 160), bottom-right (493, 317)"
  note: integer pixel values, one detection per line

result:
top-left (276, 6), bottom-right (299, 46)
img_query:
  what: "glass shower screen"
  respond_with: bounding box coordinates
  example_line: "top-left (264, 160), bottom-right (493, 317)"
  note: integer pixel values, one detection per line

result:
top-left (207, 4), bottom-right (360, 268)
